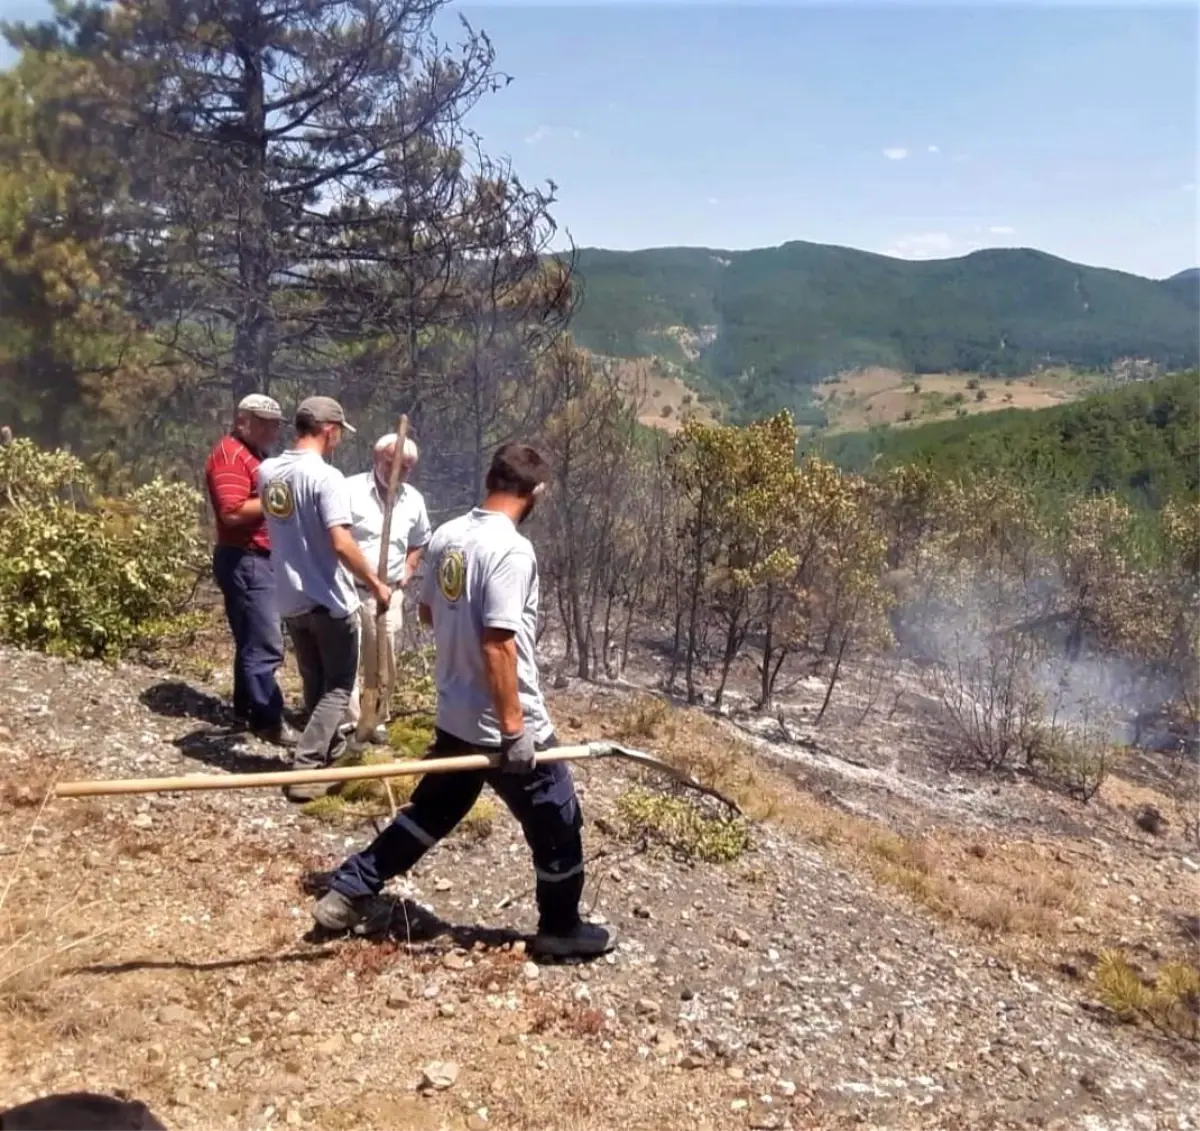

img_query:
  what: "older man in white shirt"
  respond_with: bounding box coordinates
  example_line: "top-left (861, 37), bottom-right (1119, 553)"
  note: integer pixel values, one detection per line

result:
top-left (344, 431), bottom-right (432, 742)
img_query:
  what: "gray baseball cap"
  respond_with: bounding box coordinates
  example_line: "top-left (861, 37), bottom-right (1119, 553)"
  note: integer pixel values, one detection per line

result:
top-left (295, 395), bottom-right (356, 434)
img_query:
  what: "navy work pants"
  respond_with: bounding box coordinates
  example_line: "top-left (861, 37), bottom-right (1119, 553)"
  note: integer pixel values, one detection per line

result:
top-left (330, 728), bottom-right (586, 934)
top-left (212, 545), bottom-right (284, 730)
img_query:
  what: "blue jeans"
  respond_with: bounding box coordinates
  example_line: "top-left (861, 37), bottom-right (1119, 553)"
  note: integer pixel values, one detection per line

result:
top-left (212, 545), bottom-right (284, 729)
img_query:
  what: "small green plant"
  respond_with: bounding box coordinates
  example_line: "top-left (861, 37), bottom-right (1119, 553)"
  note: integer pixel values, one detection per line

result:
top-left (300, 793), bottom-right (390, 822)
top-left (615, 787), bottom-right (751, 862)
top-left (386, 713), bottom-right (435, 758)
top-left (975, 388), bottom-right (987, 402)
top-left (966, 377), bottom-right (980, 390)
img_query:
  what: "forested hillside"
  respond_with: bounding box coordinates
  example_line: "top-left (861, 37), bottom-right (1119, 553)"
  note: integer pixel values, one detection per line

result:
top-left (567, 243), bottom-right (1200, 421)
top-left (817, 370), bottom-right (1200, 511)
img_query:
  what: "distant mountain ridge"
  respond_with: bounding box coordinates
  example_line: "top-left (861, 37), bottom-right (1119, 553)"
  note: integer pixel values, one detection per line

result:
top-left (563, 241), bottom-right (1200, 422)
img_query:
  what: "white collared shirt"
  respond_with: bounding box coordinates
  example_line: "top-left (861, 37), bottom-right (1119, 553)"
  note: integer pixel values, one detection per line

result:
top-left (346, 472), bottom-right (432, 585)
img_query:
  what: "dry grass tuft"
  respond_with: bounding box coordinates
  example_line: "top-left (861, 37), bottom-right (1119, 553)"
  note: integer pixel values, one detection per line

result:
top-left (1, 791), bottom-right (116, 1019)
top-left (1095, 949), bottom-right (1200, 1044)
top-left (458, 797), bottom-right (497, 842)
top-left (598, 693), bottom-right (783, 822)
top-left (565, 693), bottom-right (1134, 970)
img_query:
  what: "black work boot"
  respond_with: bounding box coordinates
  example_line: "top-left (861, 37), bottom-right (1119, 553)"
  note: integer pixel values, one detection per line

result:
top-left (311, 888), bottom-right (393, 935)
top-left (531, 920), bottom-right (617, 959)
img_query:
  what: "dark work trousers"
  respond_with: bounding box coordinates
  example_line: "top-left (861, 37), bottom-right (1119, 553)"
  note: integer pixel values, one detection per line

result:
top-left (0, 1091), bottom-right (167, 1130)
top-left (330, 728), bottom-right (586, 934)
top-left (285, 607), bottom-right (360, 771)
top-left (212, 545), bottom-right (284, 730)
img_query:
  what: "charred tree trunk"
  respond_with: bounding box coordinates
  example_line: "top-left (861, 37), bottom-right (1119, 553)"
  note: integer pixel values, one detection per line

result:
top-left (229, 4), bottom-right (274, 400)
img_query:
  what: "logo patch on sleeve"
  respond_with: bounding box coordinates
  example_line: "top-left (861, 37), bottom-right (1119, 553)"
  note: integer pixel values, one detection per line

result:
top-left (437, 547), bottom-right (465, 603)
top-left (263, 478), bottom-right (295, 520)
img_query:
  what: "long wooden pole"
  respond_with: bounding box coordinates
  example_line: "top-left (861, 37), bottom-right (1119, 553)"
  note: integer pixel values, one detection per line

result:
top-left (357, 413), bottom-right (409, 741)
top-left (53, 746), bottom-right (596, 799)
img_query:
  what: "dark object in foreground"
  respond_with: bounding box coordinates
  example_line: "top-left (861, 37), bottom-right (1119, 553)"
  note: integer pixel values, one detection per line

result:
top-left (0, 1093), bottom-right (166, 1130)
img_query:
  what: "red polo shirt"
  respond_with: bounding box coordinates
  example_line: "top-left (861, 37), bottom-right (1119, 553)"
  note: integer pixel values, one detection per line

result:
top-left (204, 434), bottom-right (269, 552)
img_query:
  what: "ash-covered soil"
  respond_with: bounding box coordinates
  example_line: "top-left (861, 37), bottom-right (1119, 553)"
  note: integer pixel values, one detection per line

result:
top-left (1, 644), bottom-right (1197, 1131)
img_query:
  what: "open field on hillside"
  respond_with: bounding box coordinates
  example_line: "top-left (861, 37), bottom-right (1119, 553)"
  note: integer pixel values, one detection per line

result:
top-left (596, 355), bottom-right (718, 433)
top-left (813, 367), bottom-right (1096, 433)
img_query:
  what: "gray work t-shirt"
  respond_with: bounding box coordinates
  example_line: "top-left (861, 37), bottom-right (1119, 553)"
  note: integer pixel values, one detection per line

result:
top-left (420, 507), bottom-right (552, 746)
top-left (257, 448), bottom-right (360, 620)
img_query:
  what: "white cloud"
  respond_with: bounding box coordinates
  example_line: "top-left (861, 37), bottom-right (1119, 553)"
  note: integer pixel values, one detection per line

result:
top-left (882, 147), bottom-right (909, 161)
top-left (988, 225), bottom-right (1016, 236)
top-left (884, 232), bottom-right (954, 260)
top-left (524, 125), bottom-right (581, 146)
top-left (927, 144), bottom-right (940, 154)
top-left (1182, 181), bottom-right (1197, 192)
top-left (707, 197), bottom-right (720, 206)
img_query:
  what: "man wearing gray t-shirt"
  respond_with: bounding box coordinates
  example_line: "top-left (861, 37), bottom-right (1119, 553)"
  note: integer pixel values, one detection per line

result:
top-left (258, 396), bottom-right (392, 802)
top-left (313, 442), bottom-right (615, 959)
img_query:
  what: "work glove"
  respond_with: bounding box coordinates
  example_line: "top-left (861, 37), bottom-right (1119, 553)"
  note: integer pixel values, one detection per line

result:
top-left (499, 730), bottom-right (537, 775)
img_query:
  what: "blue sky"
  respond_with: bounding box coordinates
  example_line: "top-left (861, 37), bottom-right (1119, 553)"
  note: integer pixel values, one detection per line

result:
top-left (3, 1), bottom-right (1197, 276)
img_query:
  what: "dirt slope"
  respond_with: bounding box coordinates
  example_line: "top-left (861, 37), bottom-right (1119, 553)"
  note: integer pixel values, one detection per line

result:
top-left (1, 646), bottom-right (1197, 1131)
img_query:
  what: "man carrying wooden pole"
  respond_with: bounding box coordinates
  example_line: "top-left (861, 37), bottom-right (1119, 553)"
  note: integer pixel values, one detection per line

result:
top-left (344, 418), bottom-right (431, 744)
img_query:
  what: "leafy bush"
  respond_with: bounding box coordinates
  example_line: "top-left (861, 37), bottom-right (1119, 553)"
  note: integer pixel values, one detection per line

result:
top-left (0, 438), bottom-right (205, 658)
top-left (615, 786), bottom-right (751, 862)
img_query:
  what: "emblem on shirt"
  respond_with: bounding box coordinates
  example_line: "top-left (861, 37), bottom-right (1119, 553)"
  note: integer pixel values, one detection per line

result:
top-left (263, 479), bottom-right (295, 520)
top-left (437, 548), bottom-right (465, 603)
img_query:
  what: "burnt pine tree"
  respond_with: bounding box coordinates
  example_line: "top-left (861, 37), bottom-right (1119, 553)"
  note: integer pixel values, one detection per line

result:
top-left (10, 0), bottom-right (568, 411)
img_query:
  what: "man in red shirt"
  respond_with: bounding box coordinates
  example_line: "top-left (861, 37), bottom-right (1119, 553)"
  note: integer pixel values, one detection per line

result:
top-left (204, 394), bottom-right (295, 747)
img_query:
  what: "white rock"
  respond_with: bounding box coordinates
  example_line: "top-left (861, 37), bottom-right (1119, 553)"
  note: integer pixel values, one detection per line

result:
top-left (419, 1061), bottom-right (459, 1091)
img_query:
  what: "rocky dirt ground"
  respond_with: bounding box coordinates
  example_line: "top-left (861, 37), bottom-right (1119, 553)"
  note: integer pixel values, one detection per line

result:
top-left (1, 640), bottom-right (1198, 1131)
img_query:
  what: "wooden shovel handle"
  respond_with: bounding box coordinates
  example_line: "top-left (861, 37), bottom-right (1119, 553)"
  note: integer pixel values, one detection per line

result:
top-left (53, 745), bottom-right (596, 799)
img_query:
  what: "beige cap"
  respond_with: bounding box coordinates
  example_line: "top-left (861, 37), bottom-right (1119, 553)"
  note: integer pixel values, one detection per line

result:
top-left (237, 393), bottom-right (283, 421)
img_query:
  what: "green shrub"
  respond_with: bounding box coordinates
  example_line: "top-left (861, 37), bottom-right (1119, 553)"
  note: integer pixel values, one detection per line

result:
top-left (0, 439), bottom-right (205, 659)
top-left (615, 786), bottom-right (751, 862)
